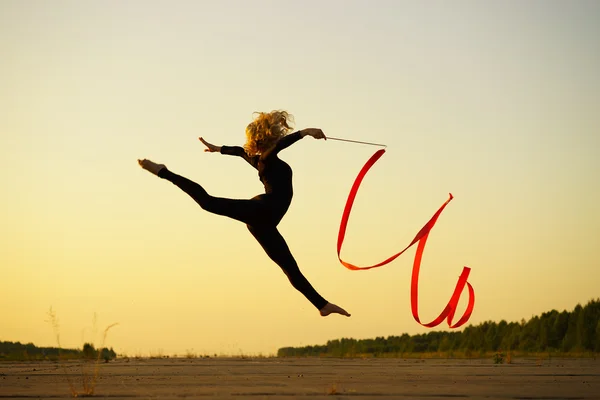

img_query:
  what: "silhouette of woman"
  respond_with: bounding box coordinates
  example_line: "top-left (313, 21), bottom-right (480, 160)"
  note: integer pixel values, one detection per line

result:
top-left (138, 110), bottom-right (350, 317)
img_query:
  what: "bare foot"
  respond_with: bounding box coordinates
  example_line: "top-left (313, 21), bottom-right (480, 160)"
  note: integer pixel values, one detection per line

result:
top-left (319, 302), bottom-right (351, 317)
top-left (138, 159), bottom-right (166, 176)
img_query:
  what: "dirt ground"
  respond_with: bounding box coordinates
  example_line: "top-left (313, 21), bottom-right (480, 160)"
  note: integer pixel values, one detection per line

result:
top-left (1, 357), bottom-right (598, 399)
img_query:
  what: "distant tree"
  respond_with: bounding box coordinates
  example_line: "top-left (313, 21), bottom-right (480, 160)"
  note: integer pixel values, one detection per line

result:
top-left (520, 316), bottom-right (541, 351)
top-left (582, 299), bottom-right (600, 350)
top-left (274, 299), bottom-right (599, 357)
top-left (562, 304), bottom-right (582, 351)
top-left (595, 320), bottom-right (600, 352)
top-left (484, 322), bottom-right (500, 351)
top-left (82, 343), bottom-right (96, 359)
top-left (553, 311), bottom-right (570, 348)
top-left (501, 323), bottom-right (520, 351)
top-left (101, 347), bottom-right (117, 361)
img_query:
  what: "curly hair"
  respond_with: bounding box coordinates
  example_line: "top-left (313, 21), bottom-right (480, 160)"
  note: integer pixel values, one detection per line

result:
top-left (244, 110), bottom-right (294, 155)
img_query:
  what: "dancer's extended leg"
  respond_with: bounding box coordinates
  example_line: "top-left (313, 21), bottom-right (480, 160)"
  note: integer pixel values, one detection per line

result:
top-left (139, 159), bottom-right (264, 226)
top-left (247, 225), bottom-right (350, 317)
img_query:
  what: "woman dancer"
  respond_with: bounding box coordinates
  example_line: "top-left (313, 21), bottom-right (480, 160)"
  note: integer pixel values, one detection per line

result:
top-left (138, 110), bottom-right (350, 317)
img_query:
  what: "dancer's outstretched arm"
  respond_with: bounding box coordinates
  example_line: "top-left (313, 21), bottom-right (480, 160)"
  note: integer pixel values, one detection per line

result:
top-left (199, 137), bottom-right (258, 169)
top-left (260, 128), bottom-right (327, 161)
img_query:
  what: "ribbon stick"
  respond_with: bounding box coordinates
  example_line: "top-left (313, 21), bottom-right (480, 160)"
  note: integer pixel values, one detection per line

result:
top-left (327, 137), bottom-right (387, 148)
top-left (337, 149), bottom-right (475, 328)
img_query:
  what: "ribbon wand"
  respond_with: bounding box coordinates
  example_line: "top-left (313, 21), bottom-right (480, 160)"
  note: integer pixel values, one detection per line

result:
top-left (327, 137), bottom-right (387, 148)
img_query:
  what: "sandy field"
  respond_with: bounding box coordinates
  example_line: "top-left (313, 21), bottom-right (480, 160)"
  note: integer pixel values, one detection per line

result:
top-left (1, 357), bottom-right (598, 399)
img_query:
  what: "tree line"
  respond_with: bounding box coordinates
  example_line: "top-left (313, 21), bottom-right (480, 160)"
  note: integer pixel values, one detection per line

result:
top-left (0, 341), bottom-right (116, 361)
top-left (278, 298), bottom-right (600, 357)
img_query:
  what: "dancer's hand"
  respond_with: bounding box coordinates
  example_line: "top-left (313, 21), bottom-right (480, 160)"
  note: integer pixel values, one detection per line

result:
top-left (301, 128), bottom-right (327, 140)
top-left (199, 137), bottom-right (221, 152)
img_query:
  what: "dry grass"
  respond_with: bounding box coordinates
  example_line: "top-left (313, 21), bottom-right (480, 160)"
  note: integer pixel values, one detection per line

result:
top-left (185, 349), bottom-right (198, 359)
top-left (327, 382), bottom-right (340, 395)
top-left (46, 307), bottom-right (118, 397)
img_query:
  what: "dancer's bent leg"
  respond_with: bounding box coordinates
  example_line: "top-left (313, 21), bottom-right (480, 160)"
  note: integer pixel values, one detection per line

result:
top-left (248, 225), bottom-right (327, 309)
top-left (248, 225), bottom-right (350, 316)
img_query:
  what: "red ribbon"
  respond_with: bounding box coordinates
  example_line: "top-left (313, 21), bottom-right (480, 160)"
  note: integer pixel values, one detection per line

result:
top-left (337, 149), bottom-right (475, 328)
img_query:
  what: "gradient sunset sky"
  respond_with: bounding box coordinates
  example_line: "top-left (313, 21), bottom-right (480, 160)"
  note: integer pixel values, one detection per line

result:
top-left (1, 0), bottom-right (598, 356)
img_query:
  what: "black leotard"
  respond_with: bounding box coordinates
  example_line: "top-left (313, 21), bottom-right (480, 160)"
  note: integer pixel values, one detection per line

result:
top-left (219, 131), bottom-right (302, 225)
